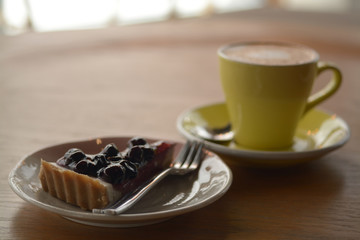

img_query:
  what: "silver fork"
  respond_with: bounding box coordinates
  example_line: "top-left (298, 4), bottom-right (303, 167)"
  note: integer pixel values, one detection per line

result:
top-left (92, 140), bottom-right (204, 215)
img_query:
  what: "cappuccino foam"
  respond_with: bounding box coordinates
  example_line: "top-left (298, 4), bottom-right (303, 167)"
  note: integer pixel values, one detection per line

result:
top-left (222, 43), bottom-right (318, 65)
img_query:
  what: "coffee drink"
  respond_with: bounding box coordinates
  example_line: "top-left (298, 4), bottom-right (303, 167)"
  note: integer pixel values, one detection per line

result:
top-left (221, 42), bottom-right (318, 66)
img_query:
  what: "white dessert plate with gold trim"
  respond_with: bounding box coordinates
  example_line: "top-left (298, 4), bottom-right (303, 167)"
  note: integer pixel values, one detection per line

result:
top-left (177, 102), bottom-right (350, 167)
top-left (8, 137), bottom-right (232, 227)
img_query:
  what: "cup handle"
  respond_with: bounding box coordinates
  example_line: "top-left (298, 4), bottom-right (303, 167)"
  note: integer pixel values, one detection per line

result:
top-left (303, 61), bottom-right (342, 114)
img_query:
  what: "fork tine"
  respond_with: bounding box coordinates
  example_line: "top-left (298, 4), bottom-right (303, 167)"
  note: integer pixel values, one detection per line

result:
top-left (181, 141), bottom-right (198, 169)
top-left (173, 140), bottom-right (191, 168)
top-left (189, 142), bottom-right (203, 170)
top-left (182, 141), bottom-right (203, 169)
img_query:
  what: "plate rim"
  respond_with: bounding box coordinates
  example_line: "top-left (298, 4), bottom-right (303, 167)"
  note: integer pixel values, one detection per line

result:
top-left (176, 102), bottom-right (351, 160)
top-left (8, 136), bottom-right (233, 223)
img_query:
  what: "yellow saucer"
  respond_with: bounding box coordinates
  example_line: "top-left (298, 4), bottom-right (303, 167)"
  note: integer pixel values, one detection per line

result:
top-left (176, 102), bottom-right (350, 167)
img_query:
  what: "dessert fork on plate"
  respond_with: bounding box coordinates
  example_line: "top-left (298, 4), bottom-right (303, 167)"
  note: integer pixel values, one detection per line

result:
top-left (92, 140), bottom-right (204, 215)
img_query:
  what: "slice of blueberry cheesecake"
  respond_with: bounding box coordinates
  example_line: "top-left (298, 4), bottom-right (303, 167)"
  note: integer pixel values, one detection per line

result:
top-left (39, 137), bottom-right (174, 210)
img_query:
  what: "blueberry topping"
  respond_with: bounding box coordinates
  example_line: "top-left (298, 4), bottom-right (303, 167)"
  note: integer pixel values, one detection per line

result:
top-left (75, 160), bottom-right (97, 176)
top-left (142, 147), bottom-right (155, 162)
top-left (128, 137), bottom-right (147, 148)
top-left (107, 156), bottom-right (123, 162)
top-left (93, 154), bottom-right (108, 169)
top-left (100, 143), bottom-right (119, 158)
top-left (127, 146), bottom-right (143, 164)
top-left (64, 148), bottom-right (86, 165)
top-left (101, 164), bottom-right (126, 184)
top-left (120, 160), bottom-right (138, 179)
top-left (57, 138), bottom-right (163, 184)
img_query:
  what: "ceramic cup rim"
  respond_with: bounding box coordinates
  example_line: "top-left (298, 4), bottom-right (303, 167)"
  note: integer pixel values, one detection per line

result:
top-left (218, 41), bottom-right (320, 67)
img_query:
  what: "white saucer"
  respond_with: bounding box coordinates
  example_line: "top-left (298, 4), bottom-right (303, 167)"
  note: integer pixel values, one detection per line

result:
top-left (177, 102), bottom-right (350, 167)
top-left (8, 136), bottom-right (232, 227)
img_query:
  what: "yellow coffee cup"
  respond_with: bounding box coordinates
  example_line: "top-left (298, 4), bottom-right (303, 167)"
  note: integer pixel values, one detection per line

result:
top-left (218, 42), bottom-right (342, 150)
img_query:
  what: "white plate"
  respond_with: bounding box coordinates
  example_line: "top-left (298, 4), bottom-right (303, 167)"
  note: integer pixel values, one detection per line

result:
top-left (177, 102), bottom-right (350, 167)
top-left (8, 136), bottom-right (232, 227)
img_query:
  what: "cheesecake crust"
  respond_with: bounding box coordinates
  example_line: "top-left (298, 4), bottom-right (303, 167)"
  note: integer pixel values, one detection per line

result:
top-left (39, 160), bottom-right (111, 210)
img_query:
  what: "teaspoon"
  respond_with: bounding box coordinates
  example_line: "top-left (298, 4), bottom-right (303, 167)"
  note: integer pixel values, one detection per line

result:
top-left (191, 123), bottom-right (234, 142)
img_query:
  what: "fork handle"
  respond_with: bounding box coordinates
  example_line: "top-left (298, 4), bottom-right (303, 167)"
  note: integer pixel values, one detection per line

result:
top-left (100, 168), bottom-right (172, 215)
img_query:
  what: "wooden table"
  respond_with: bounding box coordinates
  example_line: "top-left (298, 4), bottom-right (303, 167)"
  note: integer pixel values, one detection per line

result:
top-left (1, 8), bottom-right (359, 239)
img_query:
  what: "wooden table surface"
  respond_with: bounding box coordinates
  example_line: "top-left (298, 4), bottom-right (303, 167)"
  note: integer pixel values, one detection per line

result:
top-left (1, 8), bottom-right (359, 240)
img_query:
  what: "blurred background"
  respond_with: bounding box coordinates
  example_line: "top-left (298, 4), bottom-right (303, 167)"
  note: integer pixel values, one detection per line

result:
top-left (1, 0), bottom-right (359, 35)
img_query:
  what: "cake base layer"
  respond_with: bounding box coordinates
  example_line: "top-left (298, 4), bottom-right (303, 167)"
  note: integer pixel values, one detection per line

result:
top-left (39, 160), bottom-right (113, 210)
